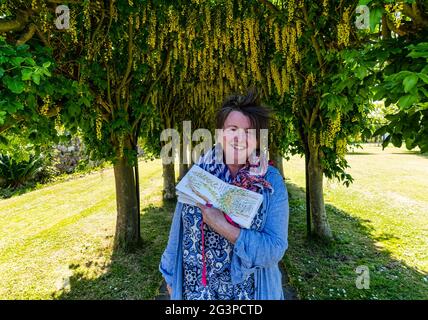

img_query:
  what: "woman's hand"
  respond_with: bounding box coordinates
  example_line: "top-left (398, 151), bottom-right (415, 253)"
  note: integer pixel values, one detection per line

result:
top-left (196, 203), bottom-right (241, 244)
top-left (196, 203), bottom-right (227, 228)
top-left (166, 284), bottom-right (172, 296)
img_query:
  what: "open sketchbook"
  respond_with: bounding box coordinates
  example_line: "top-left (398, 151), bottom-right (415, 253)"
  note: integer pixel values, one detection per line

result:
top-left (176, 165), bottom-right (263, 229)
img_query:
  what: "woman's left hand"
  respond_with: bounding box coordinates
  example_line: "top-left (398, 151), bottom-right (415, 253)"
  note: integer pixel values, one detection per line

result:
top-left (195, 203), bottom-right (241, 244)
top-left (196, 203), bottom-right (227, 229)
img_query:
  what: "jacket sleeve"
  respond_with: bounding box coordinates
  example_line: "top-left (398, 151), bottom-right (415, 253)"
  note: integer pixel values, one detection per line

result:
top-left (231, 171), bottom-right (289, 284)
top-left (159, 201), bottom-right (183, 287)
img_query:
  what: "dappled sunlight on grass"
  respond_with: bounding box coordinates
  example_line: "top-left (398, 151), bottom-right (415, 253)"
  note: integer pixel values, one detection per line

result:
top-left (1, 146), bottom-right (427, 300)
top-left (0, 159), bottom-right (175, 299)
top-left (282, 144), bottom-right (428, 299)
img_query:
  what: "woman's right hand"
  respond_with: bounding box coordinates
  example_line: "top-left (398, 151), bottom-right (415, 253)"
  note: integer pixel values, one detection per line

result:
top-left (167, 284), bottom-right (172, 296)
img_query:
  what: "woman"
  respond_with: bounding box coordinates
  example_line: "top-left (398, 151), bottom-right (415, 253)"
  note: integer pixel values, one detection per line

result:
top-left (159, 89), bottom-right (289, 300)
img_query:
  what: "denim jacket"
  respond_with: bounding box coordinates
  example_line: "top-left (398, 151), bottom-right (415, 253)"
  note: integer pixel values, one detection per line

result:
top-left (159, 165), bottom-right (289, 300)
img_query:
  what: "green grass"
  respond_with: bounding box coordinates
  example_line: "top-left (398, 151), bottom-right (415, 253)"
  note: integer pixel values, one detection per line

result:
top-left (282, 144), bottom-right (428, 300)
top-left (0, 159), bottom-right (175, 299)
top-left (0, 144), bottom-right (427, 300)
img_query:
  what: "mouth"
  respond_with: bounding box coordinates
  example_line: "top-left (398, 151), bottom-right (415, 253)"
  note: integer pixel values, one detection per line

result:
top-left (230, 143), bottom-right (246, 151)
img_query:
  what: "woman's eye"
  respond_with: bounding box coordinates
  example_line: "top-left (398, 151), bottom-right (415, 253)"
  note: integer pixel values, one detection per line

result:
top-left (224, 128), bottom-right (236, 134)
top-left (246, 130), bottom-right (256, 137)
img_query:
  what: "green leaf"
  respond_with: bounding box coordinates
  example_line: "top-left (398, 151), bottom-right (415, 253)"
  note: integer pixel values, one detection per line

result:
top-left (418, 73), bottom-right (428, 84)
top-left (405, 137), bottom-right (415, 150)
top-left (78, 96), bottom-right (91, 108)
top-left (16, 44), bottom-right (29, 52)
top-left (407, 43), bottom-right (428, 59)
top-left (11, 57), bottom-right (25, 66)
top-left (0, 99), bottom-right (24, 114)
top-left (31, 73), bottom-right (40, 85)
top-left (419, 86), bottom-right (428, 98)
top-left (42, 68), bottom-right (51, 77)
top-left (391, 134), bottom-right (403, 148)
top-left (0, 110), bottom-right (6, 125)
top-left (21, 68), bottom-right (32, 81)
top-left (403, 74), bottom-right (418, 93)
top-left (355, 66), bottom-right (368, 80)
top-left (0, 134), bottom-right (8, 145)
top-left (373, 125), bottom-right (388, 137)
top-left (24, 57), bottom-right (36, 66)
top-left (27, 94), bottom-right (36, 109)
top-left (369, 7), bottom-right (383, 32)
top-left (6, 101), bottom-right (24, 113)
top-left (42, 61), bottom-right (51, 68)
top-left (3, 76), bottom-right (25, 94)
top-left (0, 67), bottom-right (4, 78)
top-left (398, 94), bottom-right (418, 109)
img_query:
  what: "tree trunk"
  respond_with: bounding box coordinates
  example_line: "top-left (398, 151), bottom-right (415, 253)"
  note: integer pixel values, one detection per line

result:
top-left (269, 149), bottom-right (285, 177)
top-left (113, 150), bottom-right (140, 251)
top-left (305, 151), bottom-right (311, 237)
top-left (307, 135), bottom-right (333, 240)
top-left (274, 153), bottom-right (284, 177)
top-left (162, 163), bottom-right (176, 200)
top-left (178, 162), bottom-right (189, 181)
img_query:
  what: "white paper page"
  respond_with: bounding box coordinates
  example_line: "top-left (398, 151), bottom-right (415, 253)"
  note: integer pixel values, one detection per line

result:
top-left (176, 165), bottom-right (264, 229)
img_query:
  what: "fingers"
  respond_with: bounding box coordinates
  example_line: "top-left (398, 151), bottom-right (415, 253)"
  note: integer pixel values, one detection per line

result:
top-left (196, 202), bottom-right (212, 210)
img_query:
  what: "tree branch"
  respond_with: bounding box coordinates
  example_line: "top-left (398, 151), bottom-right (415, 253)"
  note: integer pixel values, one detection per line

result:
top-left (118, 18), bottom-right (134, 94)
top-left (132, 42), bottom-right (173, 132)
top-left (0, 9), bottom-right (32, 33)
top-left (309, 98), bottom-right (320, 128)
top-left (301, 4), bottom-right (325, 76)
top-left (402, 2), bottom-right (428, 28)
top-left (257, 0), bottom-right (280, 13)
top-left (16, 23), bottom-right (37, 45)
top-left (381, 14), bottom-right (391, 39)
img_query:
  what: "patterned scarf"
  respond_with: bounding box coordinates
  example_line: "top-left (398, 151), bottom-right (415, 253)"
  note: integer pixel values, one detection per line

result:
top-left (195, 143), bottom-right (274, 287)
top-left (197, 143), bottom-right (274, 194)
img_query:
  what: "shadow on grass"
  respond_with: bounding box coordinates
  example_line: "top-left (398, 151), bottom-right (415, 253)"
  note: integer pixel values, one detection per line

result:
top-left (283, 181), bottom-right (428, 300)
top-left (391, 151), bottom-right (428, 159)
top-left (53, 198), bottom-right (177, 300)
top-left (346, 152), bottom-right (377, 156)
top-left (52, 179), bottom-right (428, 300)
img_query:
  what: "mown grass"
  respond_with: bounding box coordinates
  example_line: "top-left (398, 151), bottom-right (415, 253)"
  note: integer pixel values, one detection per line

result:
top-left (282, 144), bottom-right (428, 300)
top-left (0, 159), bottom-right (174, 299)
top-left (0, 144), bottom-right (427, 300)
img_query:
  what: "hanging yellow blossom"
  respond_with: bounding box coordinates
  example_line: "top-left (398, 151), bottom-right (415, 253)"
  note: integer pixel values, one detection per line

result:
top-left (337, 7), bottom-right (351, 47)
top-left (96, 113), bottom-right (102, 140)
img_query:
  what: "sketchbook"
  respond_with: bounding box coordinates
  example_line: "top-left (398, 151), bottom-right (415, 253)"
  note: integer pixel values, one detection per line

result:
top-left (175, 165), bottom-right (263, 229)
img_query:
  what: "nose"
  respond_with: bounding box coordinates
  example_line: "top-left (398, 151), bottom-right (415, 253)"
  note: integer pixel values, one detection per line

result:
top-left (234, 129), bottom-right (247, 141)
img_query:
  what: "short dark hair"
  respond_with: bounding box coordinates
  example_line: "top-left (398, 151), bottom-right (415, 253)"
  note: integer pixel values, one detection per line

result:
top-left (216, 88), bottom-right (271, 153)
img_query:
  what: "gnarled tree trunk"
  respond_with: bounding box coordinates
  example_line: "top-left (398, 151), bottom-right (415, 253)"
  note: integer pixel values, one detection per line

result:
top-left (162, 163), bottom-right (176, 200)
top-left (269, 149), bottom-right (285, 177)
top-left (307, 133), bottom-right (332, 240)
top-left (179, 163), bottom-right (189, 181)
top-left (113, 136), bottom-right (140, 251)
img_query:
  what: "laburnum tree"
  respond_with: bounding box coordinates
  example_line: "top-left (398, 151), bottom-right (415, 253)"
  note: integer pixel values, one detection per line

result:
top-left (1, 0), bottom-right (387, 247)
top-left (0, 0), bottom-right (185, 251)
top-left (361, 0), bottom-right (428, 153)
top-left (139, 0), bottom-right (379, 240)
top-left (253, 0), bottom-right (378, 239)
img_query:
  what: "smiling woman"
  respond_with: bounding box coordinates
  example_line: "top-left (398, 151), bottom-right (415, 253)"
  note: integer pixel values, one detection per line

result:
top-left (159, 88), bottom-right (290, 300)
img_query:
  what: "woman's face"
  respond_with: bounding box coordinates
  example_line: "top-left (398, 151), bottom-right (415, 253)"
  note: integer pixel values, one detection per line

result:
top-left (221, 111), bottom-right (257, 165)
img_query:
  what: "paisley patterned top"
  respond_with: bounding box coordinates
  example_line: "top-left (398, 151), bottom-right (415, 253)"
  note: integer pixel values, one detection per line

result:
top-left (182, 145), bottom-right (269, 300)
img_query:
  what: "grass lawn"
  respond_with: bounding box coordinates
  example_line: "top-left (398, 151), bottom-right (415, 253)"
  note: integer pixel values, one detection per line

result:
top-left (282, 144), bottom-right (428, 300)
top-left (0, 159), bottom-right (175, 299)
top-left (0, 144), bottom-right (427, 299)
